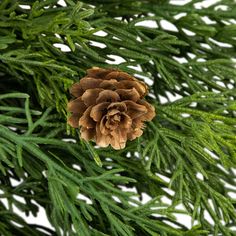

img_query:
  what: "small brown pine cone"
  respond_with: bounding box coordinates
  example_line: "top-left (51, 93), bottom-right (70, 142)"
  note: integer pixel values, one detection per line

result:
top-left (67, 67), bottom-right (155, 150)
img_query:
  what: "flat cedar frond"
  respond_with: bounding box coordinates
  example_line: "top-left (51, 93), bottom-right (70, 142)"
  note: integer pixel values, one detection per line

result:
top-left (0, 0), bottom-right (235, 235)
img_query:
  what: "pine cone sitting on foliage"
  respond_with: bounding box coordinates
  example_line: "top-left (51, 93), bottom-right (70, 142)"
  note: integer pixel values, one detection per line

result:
top-left (67, 67), bottom-right (155, 150)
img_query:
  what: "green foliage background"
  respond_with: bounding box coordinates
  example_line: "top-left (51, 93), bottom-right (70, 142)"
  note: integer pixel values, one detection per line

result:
top-left (0, 0), bottom-right (236, 235)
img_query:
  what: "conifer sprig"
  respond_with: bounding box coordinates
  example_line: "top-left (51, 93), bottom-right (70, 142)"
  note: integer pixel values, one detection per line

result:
top-left (0, 0), bottom-right (235, 235)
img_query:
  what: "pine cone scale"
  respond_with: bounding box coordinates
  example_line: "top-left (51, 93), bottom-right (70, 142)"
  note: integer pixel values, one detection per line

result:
top-left (96, 90), bottom-right (120, 104)
top-left (107, 102), bottom-right (127, 112)
top-left (116, 88), bottom-right (140, 101)
top-left (124, 100), bottom-right (148, 119)
top-left (117, 80), bottom-right (147, 98)
top-left (67, 97), bottom-right (86, 114)
top-left (100, 80), bottom-right (118, 90)
top-left (87, 67), bottom-right (114, 78)
top-left (70, 82), bottom-right (84, 97)
top-left (81, 88), bottom-right (104, 106)
top-left (68, 115), bottom-right (79, 128)
top-left (78, 106), bottom-right (95, 129)
top-left (90, 102), bottom-right (110, 122)
top-left (80, 127), bottom-right (95, 141)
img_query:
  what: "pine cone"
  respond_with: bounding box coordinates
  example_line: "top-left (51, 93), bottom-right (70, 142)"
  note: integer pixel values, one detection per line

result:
top-left (67, 67), bottom-right (155, 150)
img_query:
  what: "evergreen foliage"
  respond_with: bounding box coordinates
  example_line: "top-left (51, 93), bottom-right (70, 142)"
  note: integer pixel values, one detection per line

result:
top-left (0, 0), bottom-right (236, 235)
